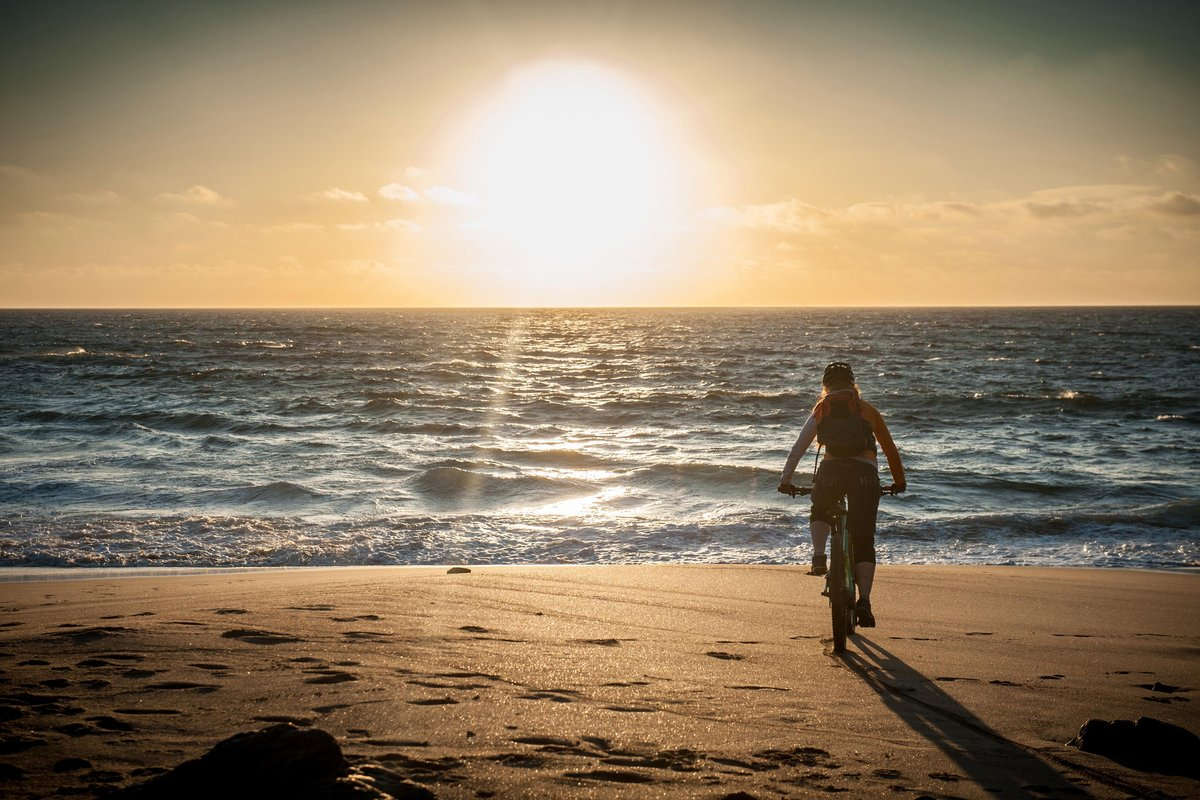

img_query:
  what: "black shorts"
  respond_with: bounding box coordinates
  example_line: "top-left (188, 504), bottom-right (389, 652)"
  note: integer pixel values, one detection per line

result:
top-left (810, 458), bottom-right (880, 564)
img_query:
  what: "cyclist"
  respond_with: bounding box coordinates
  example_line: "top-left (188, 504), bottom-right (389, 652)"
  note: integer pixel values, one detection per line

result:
top-left (778, 361), bottom-right (906, 627)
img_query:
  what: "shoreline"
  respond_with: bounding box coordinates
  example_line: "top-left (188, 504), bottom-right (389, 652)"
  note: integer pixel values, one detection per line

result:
top-left (2, 561), bottom-right (1198, 584)
top-left (2, 564), bottom-right (1196, 798)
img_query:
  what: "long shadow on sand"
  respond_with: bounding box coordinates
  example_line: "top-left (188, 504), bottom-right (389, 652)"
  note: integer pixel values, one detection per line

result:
top-left (842, 636), bottom-right (1091, 798)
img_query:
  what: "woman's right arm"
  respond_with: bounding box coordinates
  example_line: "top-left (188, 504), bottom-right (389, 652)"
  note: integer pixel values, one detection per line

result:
top-left (778, 412), bottom-right (818, 490)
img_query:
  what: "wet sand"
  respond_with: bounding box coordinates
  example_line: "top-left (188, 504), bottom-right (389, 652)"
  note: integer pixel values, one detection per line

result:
top-left (1, 565), bottom-right (1196, 798)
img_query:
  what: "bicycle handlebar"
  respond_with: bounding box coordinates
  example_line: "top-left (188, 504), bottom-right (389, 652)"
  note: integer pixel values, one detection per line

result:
top-left (779, 484), bottom-right (900, 498)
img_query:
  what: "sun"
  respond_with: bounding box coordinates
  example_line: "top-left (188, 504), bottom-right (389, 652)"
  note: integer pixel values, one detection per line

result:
top-left (448, 61), bottom-right (688, 298)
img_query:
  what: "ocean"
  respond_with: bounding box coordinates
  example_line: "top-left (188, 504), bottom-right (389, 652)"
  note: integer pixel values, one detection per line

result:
top-left (1, 308), bottom-right (1197, 570)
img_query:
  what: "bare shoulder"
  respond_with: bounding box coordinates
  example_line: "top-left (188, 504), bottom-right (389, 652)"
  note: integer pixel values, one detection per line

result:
top-left (859, 398), bottom-right (885, 421)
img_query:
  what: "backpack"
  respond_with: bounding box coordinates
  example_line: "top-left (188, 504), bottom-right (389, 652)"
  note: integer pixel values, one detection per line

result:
top-left (816, 392), bottom-right (876, 457)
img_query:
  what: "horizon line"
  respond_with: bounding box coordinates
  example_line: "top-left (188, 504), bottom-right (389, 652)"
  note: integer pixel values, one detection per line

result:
top-left (1, 303), bottom-right (1198, 311)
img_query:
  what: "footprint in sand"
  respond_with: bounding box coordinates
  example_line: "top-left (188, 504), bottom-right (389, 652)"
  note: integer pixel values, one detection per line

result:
top-left (490, 752), bottom-right (547, 768)
top-left (88, 716), bottom-right (134, 731)
top-left (52, 626), bottom-right (132, 644)
top-left (459, 625), bottom-right (490, 633)
top-left (76, 659), bottom-right (113, 668)
top-left (512, 735), bottom-right (577, 747)
top-left (935, 676), bottom-right (979, 683)
top-left (989, 680), bottom-right (1021, 686)
top-left (964, 631), bottom-right (993, 636)
top-left (603, 705), bottom-right (658, 713)
top-left (518, 691), bottom-right (575, 703)
top-left (286, 604), bottom-right (336, 612)
top-left (1039, 674), bottom-right (1065, 680)
top-left (706, 652), bottom-right (744, 661)
top-left (19, 659), bottom-right (50, 666)
top-left (122, 669), bottom-right (159, 679)
top-left (407, 697), bottom-right (458, 705)
top-left (727, 685), bottom-right (789, 692)
top-left (145, 681), bottom-right (221, 692)
top-left (253, 715), bottom-right (313, 726)
top-left (342, 631), bottom-right (390, 640)
top-left (361, 736), bottom-right (431, 747)
top-left (303, 671), bottom-right (358, 685)
top-left (221, 629), bottom-right (302, 645)
top-left (213, 609), bottom-right (249, 615)
top-left (571, 638), bottom-right (624, 646)
top-left (331, 615), bottom-right (382, 622)
top-left (563, 769), bottom-right (655, 784)
top-left (1135, 681), bottom-right (1189, 693)
top-left (113, 708), bottom-right (182, 715)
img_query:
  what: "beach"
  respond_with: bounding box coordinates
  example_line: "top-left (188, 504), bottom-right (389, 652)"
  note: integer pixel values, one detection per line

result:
top-left (1, 564), bottom-right (1196, 798)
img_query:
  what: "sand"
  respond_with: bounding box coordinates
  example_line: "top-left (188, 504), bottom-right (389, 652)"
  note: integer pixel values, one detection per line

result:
top-left (0, 564), bottom-right (1196, 798)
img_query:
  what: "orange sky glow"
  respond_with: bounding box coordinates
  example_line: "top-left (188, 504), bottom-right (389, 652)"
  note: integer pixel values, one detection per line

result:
top-left (2, 1), bottom-right (1198, 307)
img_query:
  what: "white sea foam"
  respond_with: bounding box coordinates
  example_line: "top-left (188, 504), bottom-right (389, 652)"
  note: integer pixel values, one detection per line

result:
top-left (1, 307), bottom-right (1197, 569)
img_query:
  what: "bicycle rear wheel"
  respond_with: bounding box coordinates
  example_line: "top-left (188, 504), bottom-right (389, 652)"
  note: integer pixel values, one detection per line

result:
top-left (829, 514), bottom-right (853, 652)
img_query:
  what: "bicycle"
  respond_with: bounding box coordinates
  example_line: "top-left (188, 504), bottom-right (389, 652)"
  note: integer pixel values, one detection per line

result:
top-left (783, 483), bottom-right (897, 653)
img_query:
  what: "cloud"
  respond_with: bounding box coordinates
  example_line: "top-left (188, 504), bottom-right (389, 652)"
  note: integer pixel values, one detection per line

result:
top-left (263, 222), bottom-right (325, 233)
top-left (61, 190), bottom-right (121, 207)
top-left (424, 185), bottom-right (476, 206)
top-left (703, 199), bottom-right (827, 232)
top-left (313, 187), bottom-right (368, 203)
top-left (1147, 192), bottom-right (1200, 215)
top-left (0, 164), bottom-right (42, 184)
top-left (938, 202), bottom-right (981, 216)
top-left (335, 218), bottom-right (421, 232)
top-left (404, 166), bottom-right (427, 179)
top-left (157, 185), bottom-right (229, 206)
top-left (1024, 200), bottom-right (1106, 218)
top-left (1153, 154), bottom-right (1197, 179)
top-left (379, 183), bottom-right (421, 202)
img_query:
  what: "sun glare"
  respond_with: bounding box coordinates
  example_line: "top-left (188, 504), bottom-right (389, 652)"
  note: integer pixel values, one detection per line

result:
top-left (450, 61), bottom-right (687, 297)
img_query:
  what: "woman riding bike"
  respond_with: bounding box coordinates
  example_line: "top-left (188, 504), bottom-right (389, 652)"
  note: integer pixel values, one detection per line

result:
top-left (778, 362), bottom-right (906, 627)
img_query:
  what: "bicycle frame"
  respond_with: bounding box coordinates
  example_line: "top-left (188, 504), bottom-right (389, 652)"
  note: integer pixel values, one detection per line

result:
top-left (786, 482), bottom-right (894, 654)
top-left (826, 494), bottom-right (855, 653)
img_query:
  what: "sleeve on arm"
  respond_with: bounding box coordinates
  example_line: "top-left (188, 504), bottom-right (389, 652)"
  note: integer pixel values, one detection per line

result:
top-left (869, 406), bottom-right (906, 486)
top-left (779, 412), bottom-right (818, 485)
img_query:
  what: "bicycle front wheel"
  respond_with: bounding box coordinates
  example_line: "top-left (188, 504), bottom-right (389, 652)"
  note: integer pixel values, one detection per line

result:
top-left (829, 516), bottom-right (853, 652)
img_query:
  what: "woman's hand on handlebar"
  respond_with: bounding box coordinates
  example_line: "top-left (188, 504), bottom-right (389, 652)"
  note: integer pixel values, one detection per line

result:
top-left (884, 482), bottom-right (906, 495)
top-left (778, 482), bottom-right (810, 497)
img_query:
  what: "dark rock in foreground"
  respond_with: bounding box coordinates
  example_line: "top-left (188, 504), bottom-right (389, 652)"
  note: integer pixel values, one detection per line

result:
top-left (1069, 716), bottom-right (1200, 777)
top-left (111, 723), bottom-right (435, 799)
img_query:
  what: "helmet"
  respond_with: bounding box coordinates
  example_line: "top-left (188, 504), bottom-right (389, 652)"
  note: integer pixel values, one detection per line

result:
top-left (822, 361), bottom-right (854, 386)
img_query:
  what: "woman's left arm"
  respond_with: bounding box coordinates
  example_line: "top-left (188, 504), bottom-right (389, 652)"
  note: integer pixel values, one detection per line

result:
top-left (868, 405), bottom-right (906, 491)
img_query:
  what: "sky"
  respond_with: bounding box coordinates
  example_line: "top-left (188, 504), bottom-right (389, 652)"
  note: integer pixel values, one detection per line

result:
top-left (2, 0), bottom-right (1198, 307)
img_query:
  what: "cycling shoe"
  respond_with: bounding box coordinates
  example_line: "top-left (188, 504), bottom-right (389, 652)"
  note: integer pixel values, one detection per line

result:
top-left (855, 600), bottom-right (876, 627)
